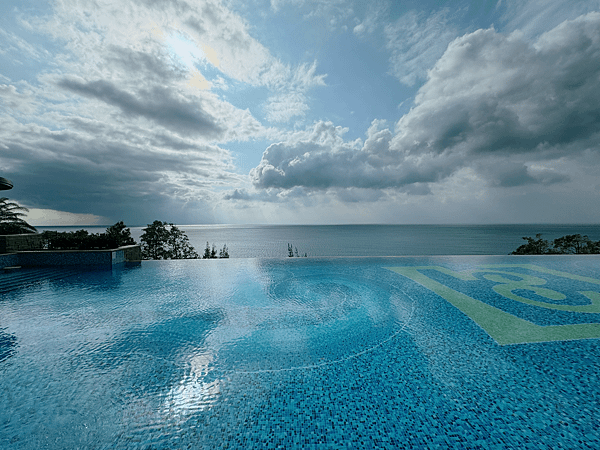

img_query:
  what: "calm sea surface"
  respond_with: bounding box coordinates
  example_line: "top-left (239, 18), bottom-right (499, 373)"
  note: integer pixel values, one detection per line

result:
top-left (36, 224), bottom-right (600, 258)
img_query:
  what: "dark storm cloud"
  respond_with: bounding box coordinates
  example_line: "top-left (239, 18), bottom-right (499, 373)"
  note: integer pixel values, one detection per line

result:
top-left (1, 122), bottom-right (233, 224)
top-left (250, 13), bottom-right (599, 195)
top-left (57, 77), bottom-right (224, 138)
top-left (478, 162), bottom-right (572, 188)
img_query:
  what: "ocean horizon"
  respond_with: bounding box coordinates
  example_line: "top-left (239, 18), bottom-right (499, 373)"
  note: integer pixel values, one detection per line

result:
top-left (35, 224), bottom-right (600, 258)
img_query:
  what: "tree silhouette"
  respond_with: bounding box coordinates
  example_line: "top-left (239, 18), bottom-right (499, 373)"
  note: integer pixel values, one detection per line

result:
top-left (219, 244), bottom-right (229, 258)
top-left (511, 234), bottom-right (550, 255)
top-left (140, 221), bottom-right (198, 259)
top-left (0, 197), bottom-right (37, 235)
top-left (553, 234), bottom-right (599, 254)
top-left (105, 221), bottom-right (136, 247)
top-left (511, 233), bottom-right (600, 254)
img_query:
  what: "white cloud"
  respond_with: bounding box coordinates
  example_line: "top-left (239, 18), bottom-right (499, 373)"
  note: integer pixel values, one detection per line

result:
top-left (501, 0), bottom-right (600, 38)
top-left (384, 8), bottom-right (459, 86)
top-left (37, 0), bottom-right (325, 126)
top-left (1, 0), bottom-right (312, 223)
top-left (394, 12), bottom-right (600, 161)
top-left (264, 92), bottom-right (309, 123)
top-left (353, 1), bottom-right (388, 37)
top-left (250, 12), bottom-right (600, 199)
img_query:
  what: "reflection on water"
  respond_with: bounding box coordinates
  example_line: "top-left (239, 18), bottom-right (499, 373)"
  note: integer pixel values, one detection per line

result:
top-left (0, 329), bottom-right (17, 363)
top-left (1, 257), bottom-right (599, 449)
top-left (163, 351), bottom-right (221, 417)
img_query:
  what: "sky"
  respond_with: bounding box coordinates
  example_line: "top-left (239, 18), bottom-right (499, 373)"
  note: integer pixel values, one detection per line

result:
top-left (1, 0), bottom-right (600, 226)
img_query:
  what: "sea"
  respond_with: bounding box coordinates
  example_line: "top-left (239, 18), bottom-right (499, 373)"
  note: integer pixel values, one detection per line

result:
top-left (35, 224), bottom-right (600, 258)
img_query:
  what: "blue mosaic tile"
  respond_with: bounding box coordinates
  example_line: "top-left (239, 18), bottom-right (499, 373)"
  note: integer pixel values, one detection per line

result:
top-left (1, 256), bottom-right (600, 448)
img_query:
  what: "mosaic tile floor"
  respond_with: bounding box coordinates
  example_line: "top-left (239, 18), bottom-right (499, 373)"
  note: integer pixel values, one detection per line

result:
top-left (1, 256), bottom-right (599, 448)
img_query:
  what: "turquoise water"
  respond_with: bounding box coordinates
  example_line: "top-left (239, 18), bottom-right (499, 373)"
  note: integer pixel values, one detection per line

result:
top-left (1, 256), bottom-right (600, 448)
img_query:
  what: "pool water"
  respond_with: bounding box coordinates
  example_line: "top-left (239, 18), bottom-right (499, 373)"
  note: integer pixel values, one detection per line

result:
top-left (1, 256), bottom-right (600, 449)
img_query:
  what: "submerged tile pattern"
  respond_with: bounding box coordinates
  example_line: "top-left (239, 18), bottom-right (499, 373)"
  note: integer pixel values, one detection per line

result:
top-left (387, 263), bottom-right (600, 344)
top-left (0, 256), bottom-right (599, 449)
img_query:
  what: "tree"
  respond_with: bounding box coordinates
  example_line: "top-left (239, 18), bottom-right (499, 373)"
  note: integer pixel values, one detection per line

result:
top-left (41, 222), bottom-right (135, 250)
top-left (203, 241), bottom-right (212, 259)
top-left (287, 243), bottom-right (307, 257)
top-left (511, 234), bottom-right (550, 255)
top-left (553, 234), bottom-right (593, 254)
top-left (167, 224), bottom-right (199, 259)
top-left (140, 220), bottom-right (198, 259)
top-left (203, 242), bottom-right (229, 258)
top-left (510, 233), bottom-right (600, 255)
top-left (105, 221), bottom-right (136, 247)
top-left (219, 244), bottom-right (229, 258)
top-left (0, 197), bottom-right (37, 235)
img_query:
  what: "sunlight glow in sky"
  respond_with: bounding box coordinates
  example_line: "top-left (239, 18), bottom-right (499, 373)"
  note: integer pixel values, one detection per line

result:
top-left (1, 0), bottom-right (600, 225)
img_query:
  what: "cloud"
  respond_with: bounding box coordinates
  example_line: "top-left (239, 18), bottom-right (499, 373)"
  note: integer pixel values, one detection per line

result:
top-left (393, 12), bottom-right (600, 156)
top-left (384, 9), bottom-right (459, 86)
top-left (39, 0), bottom-right (325, 127)
top-left (262, 61), bottom-right (326, 123)
top-left (264, 92), bottom-right (310, 123)
top-left (249, 119), bottom-right (455, 192)
top-left (353, 1), bottom-right (389, 37)
top-left (476, 161), bottom-right (571, 188)
top-left (271, 0), bottom-right (354, 31)
top-left (1, 0), bottom-right (300, 223)
top-left (57, 77), bottom-right (224, 138)
top-left (0, 84), bottom-right (38, 114)
top-left (251, 13), bottom-right (600, 198)
top-left (0, 106), bottom-right (238, 224)
top-left (501, 0), bottom-right (600, 39)
top-left (0, 28), bottom-right (50, 61)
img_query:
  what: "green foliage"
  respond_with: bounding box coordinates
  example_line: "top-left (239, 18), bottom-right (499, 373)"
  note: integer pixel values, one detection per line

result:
top-left (511, 233), bottom-right (600, 255)
top-left (203, 241), bottom-right (229, 258)
top-left (219, 244), bottom-right (229, 258)
top-left (287, 243), bottom-right (307, 257)
top-left (140, 221), bottom-right (198, 260)
top-left (41, 221), bottom-right (136, 250)
top-left (552, 234), bottom-right (600, 254)
top-left (105, 221), bottom-right (136, 247)
top-left (0, 197), bottom-right (37, 235)
top-left (511, 234), bottom-right (550, 255)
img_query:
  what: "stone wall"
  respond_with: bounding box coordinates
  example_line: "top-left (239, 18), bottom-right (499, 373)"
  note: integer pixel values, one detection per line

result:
top-left (0, 234), bottom-right (43, 254)
top-left (0, 253), bottom-right (19, 268)
top-left (1, 244), bottom-right (142, 268)
top-left (17, 249), bottom-right (114, 268)
top-left (122, 245), bottom-right (142, 261)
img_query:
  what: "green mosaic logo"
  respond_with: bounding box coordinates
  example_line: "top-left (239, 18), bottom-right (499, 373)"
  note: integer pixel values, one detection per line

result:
top-left (386, 264), bottom-right (600, 345)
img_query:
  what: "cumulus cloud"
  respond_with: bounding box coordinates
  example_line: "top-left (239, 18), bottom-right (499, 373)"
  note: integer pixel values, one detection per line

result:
top-left (251, 13), bottom-right (600, 198)
top-left (393, 12), bottom-right (600, 156)
top-left (249, 119), bottom-right (456, 193)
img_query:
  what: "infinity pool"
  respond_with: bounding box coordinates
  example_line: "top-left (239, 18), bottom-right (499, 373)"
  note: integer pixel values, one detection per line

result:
top-left (1, 256), bottom-right (600, 448)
